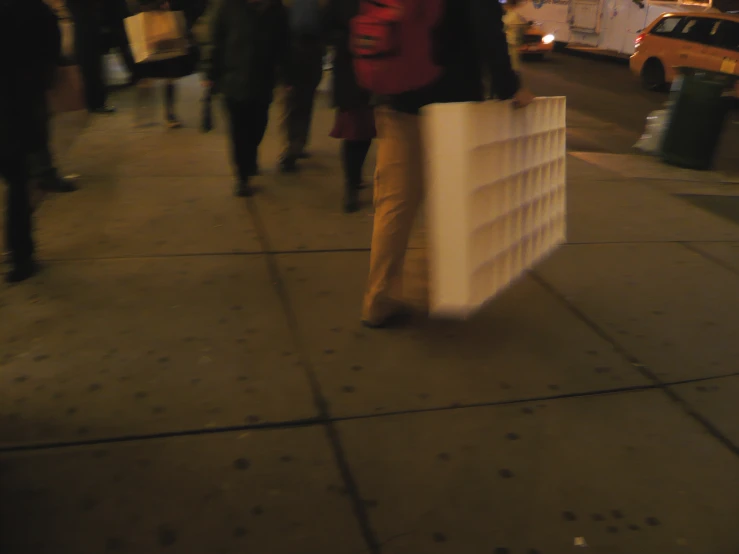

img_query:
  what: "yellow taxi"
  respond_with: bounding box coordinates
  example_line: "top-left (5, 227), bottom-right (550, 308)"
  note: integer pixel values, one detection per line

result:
top-left (630, 12), bottom-right (738, 91)
top-left (520, 23), bottom-right (556, 59)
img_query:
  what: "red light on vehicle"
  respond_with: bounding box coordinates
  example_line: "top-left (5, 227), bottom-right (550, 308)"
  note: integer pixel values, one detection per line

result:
top-left (635, 33), bottom-right (645, 47)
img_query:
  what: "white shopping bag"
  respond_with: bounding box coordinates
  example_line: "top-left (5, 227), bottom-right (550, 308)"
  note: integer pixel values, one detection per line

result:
top-left (422, 98), bottom-right (567, 318)
top-left (124, 11), bottom-right (188, 64)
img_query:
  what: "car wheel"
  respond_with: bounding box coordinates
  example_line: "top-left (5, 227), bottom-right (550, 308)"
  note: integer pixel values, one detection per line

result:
top-left (641, 59), bottom-right (666, 92)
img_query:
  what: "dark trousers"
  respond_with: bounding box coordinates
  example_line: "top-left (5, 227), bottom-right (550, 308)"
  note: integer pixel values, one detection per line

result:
top-left (281, 37), bottom-right (325, 159)
top-left (67, 1), bottom-right (107, 111)
top-left (1, 157), bottom-right (34, 267)
top-left (27, 97), bottom-right (58, 183)
top-left (103, 0), bottom-right (137, 78)
top-left (225, 98), bottom-right (271, 183)
top-left (341, 140), bottom-right (372, 189)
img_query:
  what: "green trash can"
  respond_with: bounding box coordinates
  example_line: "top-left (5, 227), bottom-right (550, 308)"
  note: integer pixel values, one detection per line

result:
top-left (661, 67), bottom-right (737, 171)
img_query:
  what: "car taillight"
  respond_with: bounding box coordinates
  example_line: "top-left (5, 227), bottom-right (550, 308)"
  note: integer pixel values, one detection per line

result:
top-left (635, 33), bottom-right (645, 47)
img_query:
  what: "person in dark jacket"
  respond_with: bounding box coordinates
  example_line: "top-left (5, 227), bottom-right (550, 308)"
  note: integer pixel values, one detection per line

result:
top-left (362, 0), bottom-right (535, 328)
top-left (325, 0), bottom-right (375, 214)
top-left (66, 0), bottom-right (116, 113)
top-left (1, 0), bottom-right (61, 282)
top-left (205, 0), bottom-right (291, 197)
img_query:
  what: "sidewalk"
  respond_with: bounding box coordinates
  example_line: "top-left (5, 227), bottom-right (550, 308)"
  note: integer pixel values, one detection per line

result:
top-left (1, 76), bottom-right (738, 554)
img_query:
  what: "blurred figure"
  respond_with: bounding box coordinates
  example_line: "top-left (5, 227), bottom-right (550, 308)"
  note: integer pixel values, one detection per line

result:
top-left (127, 0), bottom-right (204, 128)
top-left (502, 0), bottom-right (529, 74)
top-left (206, 0), bottom-right (291, 197)
top-left (361, 0), bottom-right (534, 328)
top-left (325, 0), bottom-right (375, 213)
top-left (27, 93), bottom-right (78, 194)
top-left (279, 0), bottom-right (327, 173)
top-left (1, 0), bottom-right (61, 282)
top-left (66, 0), bottom-right (116, 113)
top-left (103, 0), bottom-right (140, 86)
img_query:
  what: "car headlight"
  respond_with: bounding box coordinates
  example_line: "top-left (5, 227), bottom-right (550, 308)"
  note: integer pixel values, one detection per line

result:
top-left (542, 34), bottom-right (555, 44)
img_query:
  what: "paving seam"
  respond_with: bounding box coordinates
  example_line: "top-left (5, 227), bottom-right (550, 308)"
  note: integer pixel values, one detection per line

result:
top-left (530, 270), bottom-right (739, 457)
top-left (3, 374), bottom-right (737, 455)
top-left (681, 241), bottom-right (739, 280)
top-left (244, 196), bottom-right (382, 554)
top-left (32, 240), bottom-right (739, 266)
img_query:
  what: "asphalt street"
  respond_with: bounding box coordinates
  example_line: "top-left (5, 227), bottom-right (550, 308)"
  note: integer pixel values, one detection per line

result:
top-left (520, 52), bottom-right (739, 173)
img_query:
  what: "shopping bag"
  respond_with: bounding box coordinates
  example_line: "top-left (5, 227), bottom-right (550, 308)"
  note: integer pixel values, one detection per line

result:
top-left (422, 98), bottom-right (567, 318)
top-left (47, 65), bottom-right (86, 114)
top-left (634, 108), bottom-right (667, 155)
top-left (124, 11), bottom-right (189, 64)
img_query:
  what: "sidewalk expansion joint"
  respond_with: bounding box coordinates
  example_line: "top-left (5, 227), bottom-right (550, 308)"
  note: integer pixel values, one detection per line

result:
top-left (530, 270), bottom-right (739, 458)
top-left (37, 247), bottom-right (375, 265)
top-left (681, 241), bottom-right (739, 280)
top-left (244, 197), bottom-right (382, 554)
top-left (4, 375), bottom-right (736, 455)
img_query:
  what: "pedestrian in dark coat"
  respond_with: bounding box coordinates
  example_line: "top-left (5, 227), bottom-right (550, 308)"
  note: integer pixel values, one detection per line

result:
top-left (66, 0), bottom-right (116, 113)
top-left (205, 0), bottom-right (291, 197)
top-left (324, 0), bottom-right (375, 213)
top-left (0, 0), bottom-right (61, 282)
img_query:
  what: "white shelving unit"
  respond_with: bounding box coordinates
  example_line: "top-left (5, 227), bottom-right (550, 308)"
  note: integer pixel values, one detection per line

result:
top-left (423, 97), bottom-right (567, 318)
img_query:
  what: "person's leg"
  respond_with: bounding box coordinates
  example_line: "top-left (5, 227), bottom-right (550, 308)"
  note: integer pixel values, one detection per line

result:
top-left (341, 139), bottom-right (371, 213)
top-left (225, 97), bottom-right (252, 197)
top-left (27, 97), bottom-right (76, 192)
top-left (164, 80), bottom-right (181, 128)
top-left (69, 2), bottom-right (110, 112)
top-left (244, 100), bottom-right (271, 178)
top-left (105, 0), bottom-right (137, 83)
top-left (279, 38), bottom-right (325, 171)
top-left (346, 139), bottom-right (372, 187)
top-left (297, 41), bottom-right (326, 154)
top-left (362, 107), bottom-right (424, 326)
top-left (1, 157), bottom-right (37, 282)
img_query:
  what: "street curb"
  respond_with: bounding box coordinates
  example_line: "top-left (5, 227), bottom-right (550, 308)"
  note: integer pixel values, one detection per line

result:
top-left (559, 44), bottom-right (630, 66)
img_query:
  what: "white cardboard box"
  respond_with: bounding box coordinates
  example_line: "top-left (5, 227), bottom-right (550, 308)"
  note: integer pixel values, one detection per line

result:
top-left (423, 98), bottom-right (567, 318)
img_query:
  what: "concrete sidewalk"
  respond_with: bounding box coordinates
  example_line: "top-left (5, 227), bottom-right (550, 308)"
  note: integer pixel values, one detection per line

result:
top-left (1, 76), bottom-right (738, 554)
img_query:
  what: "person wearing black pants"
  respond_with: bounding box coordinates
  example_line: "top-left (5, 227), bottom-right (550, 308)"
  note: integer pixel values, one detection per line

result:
top-left (325, 0), bottom-right (375, 212)
top-left (1, 0), bottom-right (61, 283)
top-left (206, 0), bottom-right (290, 197)
top-left (66, 0), bottom-right (115, 113)
top-left (1, 159), bottom-right (35, 283)
top-left (103, 0), bottom-right (139, 85)
top-left (225, 99), bottom-right (270, 193)
top-left (28, 92), bottom-right (78, 193)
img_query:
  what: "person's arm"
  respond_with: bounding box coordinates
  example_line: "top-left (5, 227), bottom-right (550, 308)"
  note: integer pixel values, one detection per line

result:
top-left (470, 0), bottom-right (520, 101)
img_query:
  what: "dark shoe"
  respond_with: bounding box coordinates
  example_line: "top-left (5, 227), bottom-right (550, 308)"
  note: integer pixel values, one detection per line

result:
top-left (6, 260), bottom-right (41, 284)
top-left (38, 176), bottom-right (77, 193)
top-left (91, 105), bottom-right (116, 114)
top-left (343, 188), bottom-right (360, 213)
top-left (279, 157), bottom-right (298, 173)
top-left (234, 181), bottom-right (254, 198)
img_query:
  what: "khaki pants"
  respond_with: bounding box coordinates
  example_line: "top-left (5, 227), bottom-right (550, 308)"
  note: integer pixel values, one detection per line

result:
top-left (362, 106), bottom-right (425, 323)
